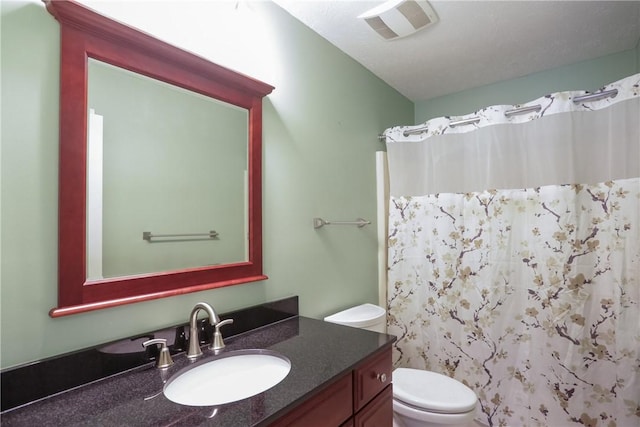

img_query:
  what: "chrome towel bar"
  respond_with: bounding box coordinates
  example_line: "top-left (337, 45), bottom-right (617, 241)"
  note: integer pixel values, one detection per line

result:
top-left (143, 230), bottom-right (219, 241)
top-left (313, 218), bottom-right (371, 229)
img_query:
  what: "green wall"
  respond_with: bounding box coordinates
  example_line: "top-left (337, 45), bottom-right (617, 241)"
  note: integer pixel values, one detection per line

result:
top-left (0, 1), bottom-right (412, 368)
top-left (636, 38), bottom-right (640, 72)
top-left (415, 47), bottom-right (640, 123)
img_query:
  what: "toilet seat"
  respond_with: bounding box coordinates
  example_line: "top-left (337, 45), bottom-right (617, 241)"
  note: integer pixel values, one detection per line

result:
top-left (393, 398), bottom-right (475, 424)
top-left (393, 368), bottom-right (477, 414)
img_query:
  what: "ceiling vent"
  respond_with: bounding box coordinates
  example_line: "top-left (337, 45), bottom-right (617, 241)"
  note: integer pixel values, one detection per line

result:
top-left (359, 0), bottom-right (439, 41)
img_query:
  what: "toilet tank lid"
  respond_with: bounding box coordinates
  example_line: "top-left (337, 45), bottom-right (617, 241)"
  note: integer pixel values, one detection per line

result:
top-left (323, 303), bottom-right (386, 328)
top-left (393, 368), bottom-right (477, 414)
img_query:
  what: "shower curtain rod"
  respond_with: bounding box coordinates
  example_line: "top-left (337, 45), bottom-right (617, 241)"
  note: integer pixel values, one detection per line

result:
top-left (449, 116), bottom-right (480, 128)
top-left (572, 88), bottom-right (618, 103)
top-left (504, 104), bottom-right (541, 117)
top-left (379, 88), bottom-right (620, 139)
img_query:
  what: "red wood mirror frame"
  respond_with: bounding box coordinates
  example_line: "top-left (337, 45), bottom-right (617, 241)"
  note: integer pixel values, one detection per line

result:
top-left (46, 0), bottom-right (273, 317)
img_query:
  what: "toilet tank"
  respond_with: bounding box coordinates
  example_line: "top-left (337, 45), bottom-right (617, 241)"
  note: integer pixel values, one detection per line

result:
top-left (324, 304), bottom-right (386, 333)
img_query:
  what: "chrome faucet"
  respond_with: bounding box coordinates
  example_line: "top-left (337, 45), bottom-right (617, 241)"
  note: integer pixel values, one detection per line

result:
top-left (142, 338), bottom-right (174, 368)
top-left (212, 318), bottom-right (234, 351)
top-left (187, 302), bottom-right (220, 359)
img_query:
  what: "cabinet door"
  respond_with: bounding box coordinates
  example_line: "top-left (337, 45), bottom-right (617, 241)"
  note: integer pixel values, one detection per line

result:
top-left (353, 348), bottom-right (392, 412)
top-left (341, 418), bottom-right (355, 427)
top-left (269, 374), bottom-right (353, 427)
top-left (354, 385), bottom-right (393, 427)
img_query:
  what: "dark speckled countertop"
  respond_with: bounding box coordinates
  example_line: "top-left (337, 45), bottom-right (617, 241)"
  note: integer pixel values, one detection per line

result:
top-left (1, 315), bottom-right (395, 426)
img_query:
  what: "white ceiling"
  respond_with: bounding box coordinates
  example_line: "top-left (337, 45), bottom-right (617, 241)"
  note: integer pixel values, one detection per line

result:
top-left (274, 0), bottom-right (640, 102)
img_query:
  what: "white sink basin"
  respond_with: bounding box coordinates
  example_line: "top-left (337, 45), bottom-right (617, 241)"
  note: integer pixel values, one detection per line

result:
top-left (163, 349), bottom-right (291, 406)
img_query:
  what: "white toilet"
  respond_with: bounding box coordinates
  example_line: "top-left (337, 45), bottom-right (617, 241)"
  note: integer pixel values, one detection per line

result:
top-left (325, 304), bottom-right (478, 427)
top-left (323, 303), bottom-right (387, 333)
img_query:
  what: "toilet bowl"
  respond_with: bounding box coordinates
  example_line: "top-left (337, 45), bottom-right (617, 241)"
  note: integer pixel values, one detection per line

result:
top-left (393, 368), bottom-right (477, 427)
top-left (324, 304), bottom-right (478, 427)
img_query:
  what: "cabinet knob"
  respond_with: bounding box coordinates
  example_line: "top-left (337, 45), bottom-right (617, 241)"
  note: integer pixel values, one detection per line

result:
top-left (376, 373), bottom-right (387, 383)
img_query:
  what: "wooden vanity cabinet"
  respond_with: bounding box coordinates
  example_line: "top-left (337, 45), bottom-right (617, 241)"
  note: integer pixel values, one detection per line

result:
top-left (270, 346), bottom-right (393, 427)
top-left (269, 373), bottom-right (353, 427)
top-left (351, 348), bottom-right (393, 426)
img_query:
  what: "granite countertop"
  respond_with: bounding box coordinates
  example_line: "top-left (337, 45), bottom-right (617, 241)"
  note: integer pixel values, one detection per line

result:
top-left (1, 316), bottom-right (395, 426)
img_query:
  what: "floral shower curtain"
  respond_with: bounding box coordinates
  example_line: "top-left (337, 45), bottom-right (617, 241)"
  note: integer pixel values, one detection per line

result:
top-left (384, 74), bottom-right (640, 427)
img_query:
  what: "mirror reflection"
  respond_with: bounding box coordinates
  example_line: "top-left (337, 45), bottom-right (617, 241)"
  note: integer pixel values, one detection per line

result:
top-left (86, 59), bottom-right (249, 280)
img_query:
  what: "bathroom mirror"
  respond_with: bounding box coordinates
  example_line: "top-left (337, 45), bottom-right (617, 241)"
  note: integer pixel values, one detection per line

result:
top-left (87, 59), bottom-right (249, 279)
top-left (46, 0), bottom-right (273, 317)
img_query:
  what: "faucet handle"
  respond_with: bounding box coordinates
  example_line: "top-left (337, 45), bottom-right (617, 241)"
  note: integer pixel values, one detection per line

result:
top-left (142, 338), bottom-right (174, 369)
top-left (211, 319), bottom-right (234, 351)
